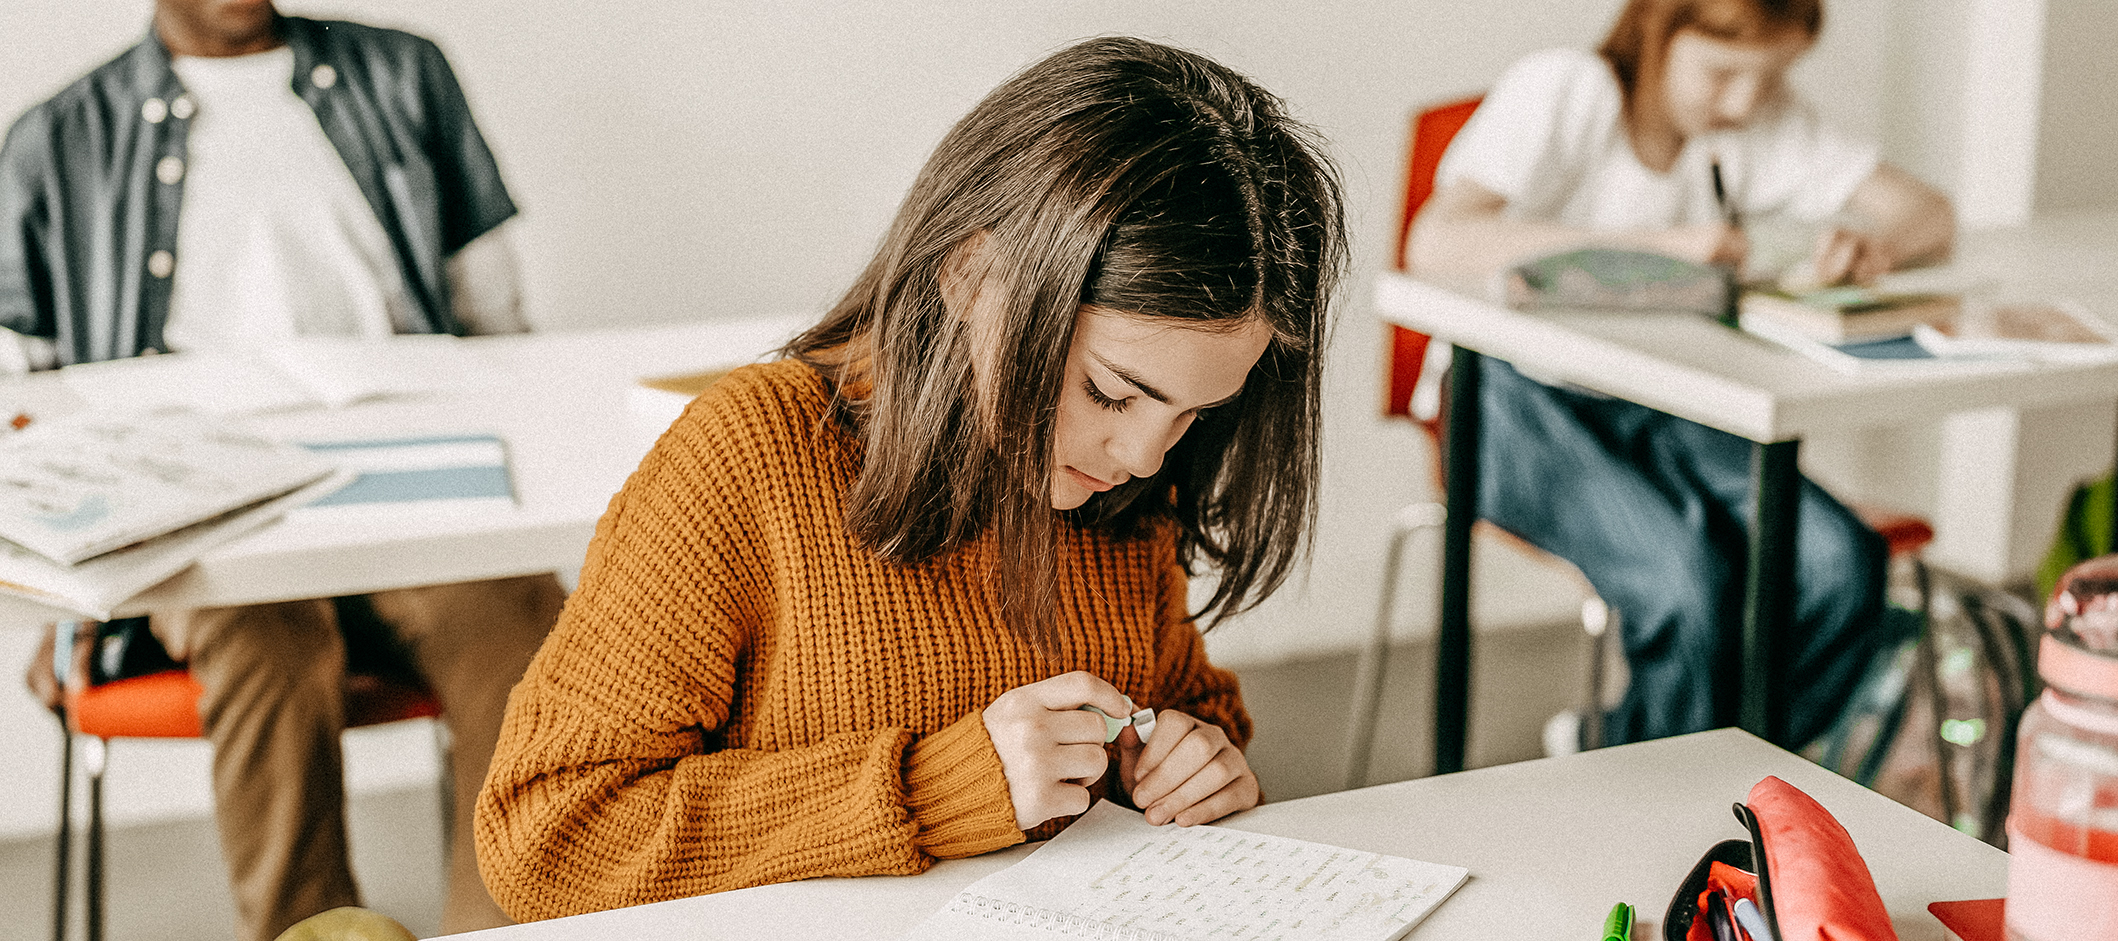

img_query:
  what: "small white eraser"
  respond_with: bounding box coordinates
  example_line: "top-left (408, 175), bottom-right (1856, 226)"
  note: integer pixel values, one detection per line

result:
top-left (1131, 707), bottom-right (1156, 744)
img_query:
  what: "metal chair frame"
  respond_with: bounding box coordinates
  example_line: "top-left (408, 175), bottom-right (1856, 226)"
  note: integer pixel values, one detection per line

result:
top-left (47, 624), bottom-right (451, 941)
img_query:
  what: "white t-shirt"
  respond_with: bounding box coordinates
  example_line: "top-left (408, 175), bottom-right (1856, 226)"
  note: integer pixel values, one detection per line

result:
top-left (163, 46), bottom-right (411, 354)
top-left (1436, 47), bottom-right (1879, 231)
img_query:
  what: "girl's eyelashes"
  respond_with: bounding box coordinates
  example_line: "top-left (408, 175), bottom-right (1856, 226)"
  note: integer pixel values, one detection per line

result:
top-left (1083, 377), bottom-right (1130, 413)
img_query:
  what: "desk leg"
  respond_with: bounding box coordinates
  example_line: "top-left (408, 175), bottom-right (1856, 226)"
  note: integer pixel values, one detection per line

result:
top-left (1435, 348), bottom-right (1481, 776)
top-left (1742, 440), bottom-right (1801, 739)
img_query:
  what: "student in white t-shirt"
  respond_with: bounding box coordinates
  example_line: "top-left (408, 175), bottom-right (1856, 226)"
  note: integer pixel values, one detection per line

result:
top-left (1405, 0), bottom-right (1954, 752)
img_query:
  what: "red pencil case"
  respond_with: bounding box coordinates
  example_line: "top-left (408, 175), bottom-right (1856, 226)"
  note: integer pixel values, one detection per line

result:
top-left (1663, 775), bottom-right (1899, 941)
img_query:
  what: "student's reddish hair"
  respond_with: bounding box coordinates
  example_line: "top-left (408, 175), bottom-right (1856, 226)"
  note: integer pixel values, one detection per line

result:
top-left (1600, 0), bottom-right (1823, 111)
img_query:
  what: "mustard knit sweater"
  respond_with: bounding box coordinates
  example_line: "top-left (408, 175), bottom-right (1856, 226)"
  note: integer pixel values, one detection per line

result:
top-left (474, 359), bottom-right (1251, 922)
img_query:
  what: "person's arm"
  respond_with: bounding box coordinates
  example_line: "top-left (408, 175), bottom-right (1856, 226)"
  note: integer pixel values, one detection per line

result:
top-left (474, 383), bottom-right (1026, 922)
top-left (445, 219), bottom-right (527, 335)
top-left (0, 109), bottom-right (61, 372)
top-left (0, 328), bottom-right (57, 375)
top-left (412, 35), bottom-right (517, 260)
top-left (1406, 178), bottom-right (1746, 279)
top-left (1802, 162), bottom-right (1955, 286)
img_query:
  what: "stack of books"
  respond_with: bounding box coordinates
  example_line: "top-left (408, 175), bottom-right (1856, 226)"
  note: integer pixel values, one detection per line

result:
top-left (1739, 287), bottom-right (2118, 373)
top-left (1738, 286), bottom-right (1960, 344)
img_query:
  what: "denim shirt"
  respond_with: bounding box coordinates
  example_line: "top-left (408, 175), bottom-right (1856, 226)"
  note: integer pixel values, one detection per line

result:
top-left (0, 17), bottom-right (516, 366)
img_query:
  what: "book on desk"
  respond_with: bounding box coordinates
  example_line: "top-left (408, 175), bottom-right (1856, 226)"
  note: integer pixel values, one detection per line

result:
top-left (1737, 285), bottom-right (1960, 343)
top-left (1737, 291), bottom-right (2118, 374)
top-left (0, 409), bottom-right (338, 565)
top-left (0, 409), bottom-right (354, 618)
top-left (0, 411), bottom-right (517, 619)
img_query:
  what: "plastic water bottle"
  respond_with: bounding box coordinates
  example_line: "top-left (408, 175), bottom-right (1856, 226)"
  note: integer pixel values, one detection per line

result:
top-left (2006, 556), bottom-right (2118, 941)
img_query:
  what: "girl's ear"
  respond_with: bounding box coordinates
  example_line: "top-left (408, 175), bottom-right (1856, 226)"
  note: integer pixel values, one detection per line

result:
top-left (939, 230), bottom-right (994, 323)
top-left (941, 229), bottom-right (1010, 441)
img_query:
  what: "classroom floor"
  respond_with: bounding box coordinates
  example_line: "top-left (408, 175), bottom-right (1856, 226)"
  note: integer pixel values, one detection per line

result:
top-left (0, 623), bottom-right (1594, 941)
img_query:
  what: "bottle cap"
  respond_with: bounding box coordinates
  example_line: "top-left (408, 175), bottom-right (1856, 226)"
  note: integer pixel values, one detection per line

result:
top-left (2040, 631), bottom-right (2118, 701)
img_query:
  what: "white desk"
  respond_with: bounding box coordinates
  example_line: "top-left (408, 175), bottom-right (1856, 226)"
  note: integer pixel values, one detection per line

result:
top-left (1375, 215), bottom-right (2118, 770)
top-left (0, 316), bottom-right (807, 626)
top-left (450, 729), bottom-right (2006, 941)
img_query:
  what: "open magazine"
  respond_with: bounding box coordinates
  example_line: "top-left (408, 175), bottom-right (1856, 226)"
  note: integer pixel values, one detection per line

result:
top-left (0, 470), bottom-right (352, 619)
top-left (0, 409), bottom-right (337, 565)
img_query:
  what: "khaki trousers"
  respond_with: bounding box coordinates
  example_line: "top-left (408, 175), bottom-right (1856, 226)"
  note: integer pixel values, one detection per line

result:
top-left (147, 574), bottom-right (564, 941)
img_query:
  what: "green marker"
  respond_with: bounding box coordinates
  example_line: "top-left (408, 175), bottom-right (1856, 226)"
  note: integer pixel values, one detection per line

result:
top-left (1601, 902), bottom-right (1633, 941)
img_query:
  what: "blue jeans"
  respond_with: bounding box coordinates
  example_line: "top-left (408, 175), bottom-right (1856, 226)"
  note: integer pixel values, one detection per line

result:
top-left (1476, 360), bottom-right (1889, 748)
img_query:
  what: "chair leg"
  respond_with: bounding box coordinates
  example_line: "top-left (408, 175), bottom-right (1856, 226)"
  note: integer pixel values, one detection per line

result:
top-left (52, 716), bottom-right (72, 941)
top-left (84, 738), bottom-right (106, 941)
top-left (1580, 600), bottom-right (1614, 752)
top-left (1344, 503), bottom-right (1444, 791)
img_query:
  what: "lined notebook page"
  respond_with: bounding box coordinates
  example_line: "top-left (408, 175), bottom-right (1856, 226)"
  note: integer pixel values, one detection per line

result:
top-left (903, 801), bottom-right (1468, 941)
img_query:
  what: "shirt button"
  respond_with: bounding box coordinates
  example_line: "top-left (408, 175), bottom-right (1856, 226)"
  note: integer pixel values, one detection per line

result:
top-left (170, 95), bottom-right (195, 120)
top-left (155, 156), bottom-right (185, 185)
top-left (141, 98), bottom-right (168, 124)
top-left (311, 64), bottom-right (338, 89)
top-left (147, 250), bottom-right (174, 279)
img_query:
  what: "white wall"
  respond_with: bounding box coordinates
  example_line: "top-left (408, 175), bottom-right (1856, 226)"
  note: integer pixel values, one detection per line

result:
top-left (2036, 0), bottom-right (2118, 212)
top-left (0, 0), bottom-right (1902, 840)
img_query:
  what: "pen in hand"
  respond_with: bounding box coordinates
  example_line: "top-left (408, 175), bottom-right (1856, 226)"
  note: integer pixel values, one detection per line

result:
top-left (1709, 158), bottom-right (1741, 232)
top-left (1707, 157), bottom-right (1744, 325)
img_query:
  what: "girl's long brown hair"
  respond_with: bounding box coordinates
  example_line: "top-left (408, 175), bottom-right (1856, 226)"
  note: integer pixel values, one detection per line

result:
top-left (1599, 0), bottom-right (1823, 113)
top-left (787, 36), bottom-right (1345, 652)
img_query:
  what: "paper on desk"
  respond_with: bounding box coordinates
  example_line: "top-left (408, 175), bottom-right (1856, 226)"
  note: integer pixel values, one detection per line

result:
top-left (0, 469), bottom-right (354, 620)
top-left (0, 409), bottom-right (338, 564)
top-left (902, 801), bottom-right (1468, 941)
top-left (60, 335), bottom-right (490, 415)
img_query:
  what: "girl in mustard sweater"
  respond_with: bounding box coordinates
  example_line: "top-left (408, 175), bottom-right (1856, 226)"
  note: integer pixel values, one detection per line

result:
top-left (474, 36), bottom-right (1346, 921)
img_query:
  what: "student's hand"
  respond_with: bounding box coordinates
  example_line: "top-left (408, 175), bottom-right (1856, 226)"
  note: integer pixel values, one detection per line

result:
top-left (1659, 223), bottom-right (1749, 268)
top-left (1806, 226), bottom-right (1894, 286)
top-left (1118, 709), bottom-right (1258, 827)
top-left (982, 671), bottom-right (1135, 831)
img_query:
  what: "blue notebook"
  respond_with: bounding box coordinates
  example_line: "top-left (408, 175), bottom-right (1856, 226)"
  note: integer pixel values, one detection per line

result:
top-left (1829, 335), bottom-right (1938, 361)
top-left (299, 434), bottom-right (515, 510)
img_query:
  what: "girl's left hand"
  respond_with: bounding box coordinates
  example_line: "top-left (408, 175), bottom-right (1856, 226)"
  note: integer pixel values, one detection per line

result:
top-left (1807, 226), bottom-right (1894, 286)
top-left (1117, 709), bottom-right (1259, 826)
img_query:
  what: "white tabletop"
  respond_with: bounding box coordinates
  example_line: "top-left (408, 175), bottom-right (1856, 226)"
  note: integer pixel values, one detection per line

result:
top-left (1375, 211), bottom-right (2118, 443)
top-left (0, 316), bottom-right (807, 625)
top-left (452, 729), bottom-right (2005, 941)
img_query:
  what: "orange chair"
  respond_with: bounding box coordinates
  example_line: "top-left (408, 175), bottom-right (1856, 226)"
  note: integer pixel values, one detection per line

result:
top-left (47, 623), bottom-right (446, 941)
top-left (1344, 98), bottom-right (1937, 788)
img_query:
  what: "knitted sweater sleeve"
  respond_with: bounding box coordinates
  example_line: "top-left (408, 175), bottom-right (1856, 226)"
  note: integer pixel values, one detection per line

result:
top-left (474, 379), bottom-right (1023, 922)
top-left (1147, 547), bottom-right (1253, 750)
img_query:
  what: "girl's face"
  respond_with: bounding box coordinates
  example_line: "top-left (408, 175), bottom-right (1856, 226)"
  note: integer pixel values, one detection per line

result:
top-left (1659, 28), bottom-right (1812, 139)
top-left (1050, 307), bottom-right (1272, 511)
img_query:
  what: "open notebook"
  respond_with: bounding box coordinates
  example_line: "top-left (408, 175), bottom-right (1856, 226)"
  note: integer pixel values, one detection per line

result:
top-left (903, 801), bottom-right (1468, 941)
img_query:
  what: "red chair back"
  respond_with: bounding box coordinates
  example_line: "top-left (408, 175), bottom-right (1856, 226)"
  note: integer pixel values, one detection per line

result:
top-left (1384, 97), bottom-right (1481, 425)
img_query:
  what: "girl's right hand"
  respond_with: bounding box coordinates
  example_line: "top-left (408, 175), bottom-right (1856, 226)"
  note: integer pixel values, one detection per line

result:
top-left (981, 671), bottom-right (1135, 831)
